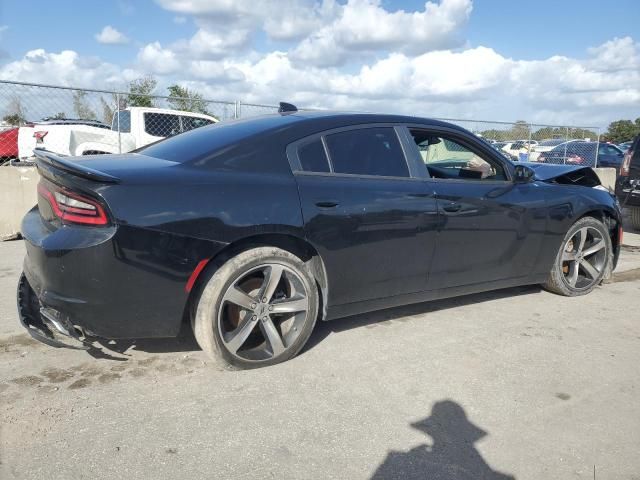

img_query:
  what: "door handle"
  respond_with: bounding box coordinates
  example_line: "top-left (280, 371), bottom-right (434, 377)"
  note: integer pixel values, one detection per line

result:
top-left (442, 203), bottom-right (462, 213)
top-left (315, 201), bottom-right (339, 208)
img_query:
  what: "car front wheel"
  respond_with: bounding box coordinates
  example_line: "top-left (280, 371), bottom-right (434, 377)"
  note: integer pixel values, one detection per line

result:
top-left (192, 247), bottom-right (319, 369)
top-left (543, 216), bottom-right (612, 296)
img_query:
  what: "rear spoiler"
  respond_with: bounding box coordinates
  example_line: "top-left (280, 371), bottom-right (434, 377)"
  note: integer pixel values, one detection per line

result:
top-left (33, 149), bottom-right (120, 184)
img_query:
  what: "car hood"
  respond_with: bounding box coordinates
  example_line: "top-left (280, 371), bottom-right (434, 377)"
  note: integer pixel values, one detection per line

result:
top-left (519, 162), bottom-right (594, 181)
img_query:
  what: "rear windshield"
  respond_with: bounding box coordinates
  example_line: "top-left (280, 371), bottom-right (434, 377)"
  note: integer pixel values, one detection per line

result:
top-left (137, 116), bottom-right (294, 164)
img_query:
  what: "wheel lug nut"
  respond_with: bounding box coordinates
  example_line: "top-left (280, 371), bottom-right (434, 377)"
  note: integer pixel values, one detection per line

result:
top-left (262, 297), bottom-right (267, 303)
top-left (250, 303), bottom-right (256, 309)
top-left (262, 316), bottom-right (268, 322)
top-left (268, 305), bottom-right (273, 311)
top-left (251, 315), bottom-right (257, 321)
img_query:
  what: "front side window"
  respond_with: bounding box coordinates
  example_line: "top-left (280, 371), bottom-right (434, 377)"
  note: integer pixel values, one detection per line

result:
top-left (324, 127), bottom-right (409, 177)
top-left (144, 113), bottom-right (181, 137)
top-left (410, 129), bottom-right (506, 181)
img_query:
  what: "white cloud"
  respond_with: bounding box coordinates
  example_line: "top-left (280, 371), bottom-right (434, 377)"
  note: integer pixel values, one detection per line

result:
top-left (292, 0), bottom-right (472, 66)
top-left (0, 49), bottom-right (139, 88)
top-left (137, 42), bottom-right (181, 74)
top-left (95, 25), bottom-right (130, 45)
top-left (173, 16), bottom-right (187, 24)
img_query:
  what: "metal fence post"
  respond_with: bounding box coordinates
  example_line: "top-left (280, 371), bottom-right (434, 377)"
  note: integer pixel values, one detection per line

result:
top-left (527, 123), bottom-right (532, 161)
top-left (235, 101), bottom-right (241, 119)
top-left (116, 93), bottom-right (121, 154)
top-left (595, 128), bottom-right (601, 168)
top-left (563, 127), bottom-right (569, 164)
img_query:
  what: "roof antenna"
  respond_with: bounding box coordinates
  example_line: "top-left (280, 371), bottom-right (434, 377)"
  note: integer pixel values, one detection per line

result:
top-left (278, 102), bottom-right (298, 113)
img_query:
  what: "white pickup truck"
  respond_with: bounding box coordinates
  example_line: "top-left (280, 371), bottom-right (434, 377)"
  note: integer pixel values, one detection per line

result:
top-left (17, 107), bottom-right (217, 159)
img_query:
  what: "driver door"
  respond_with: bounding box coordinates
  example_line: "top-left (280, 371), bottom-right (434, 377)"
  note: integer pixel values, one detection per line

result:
top-left (406, 127), bottom-right (548, 290)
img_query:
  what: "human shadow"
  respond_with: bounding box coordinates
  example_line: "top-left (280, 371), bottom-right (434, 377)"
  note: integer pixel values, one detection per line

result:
top-left (371, 400), bottom-right (515, 480)
top-left (83, 284), bottom-right (541, 360)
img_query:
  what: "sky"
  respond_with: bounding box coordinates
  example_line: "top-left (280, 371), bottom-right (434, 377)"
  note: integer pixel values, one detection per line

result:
top-left (0, 0), bottom-right (638, 128)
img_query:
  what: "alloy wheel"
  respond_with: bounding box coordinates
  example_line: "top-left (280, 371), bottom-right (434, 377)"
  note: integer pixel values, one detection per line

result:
top-left (561, 226), bottom-right (607, 290)
top-left (217, 263), bottom-right (309, 362)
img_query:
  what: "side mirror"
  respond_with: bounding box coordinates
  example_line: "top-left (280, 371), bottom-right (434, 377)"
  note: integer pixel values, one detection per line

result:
top-left (514, 164), bottom-right (535, 183)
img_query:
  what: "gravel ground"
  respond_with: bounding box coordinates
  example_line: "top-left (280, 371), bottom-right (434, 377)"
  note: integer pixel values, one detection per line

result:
top-left (1, 237), bottom-right (639, 480)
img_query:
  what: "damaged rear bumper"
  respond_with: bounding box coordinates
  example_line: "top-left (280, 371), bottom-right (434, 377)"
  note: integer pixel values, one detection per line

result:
top-left (17, 273), bottom-right (90, 350)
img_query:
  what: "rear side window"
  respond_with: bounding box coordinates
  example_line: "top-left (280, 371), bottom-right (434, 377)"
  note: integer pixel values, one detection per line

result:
top-left (324, 127), bottom-right (409, 177)
top-left (298, 139), bottom-right (330, 172)
top-left (144, 113), bottom-right (181, 137)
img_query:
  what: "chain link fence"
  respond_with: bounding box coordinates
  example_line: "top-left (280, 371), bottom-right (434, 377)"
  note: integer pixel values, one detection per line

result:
top-left (1, 80), bottom-right (612, 169)
top-left (437, 118), bottom-right (606, 167)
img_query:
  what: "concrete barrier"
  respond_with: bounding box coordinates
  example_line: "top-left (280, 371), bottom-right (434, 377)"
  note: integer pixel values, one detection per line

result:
top-left (594, 167), bottom-right (617, 191)
top-left (0, 165), bottom-right (38, 240)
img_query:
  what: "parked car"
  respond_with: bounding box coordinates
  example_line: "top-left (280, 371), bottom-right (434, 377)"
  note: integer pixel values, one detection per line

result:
top-left (618, 141), bottom-right (633, 153)
top-left (528, 139), bottom-right (576, 162)
top-left (616, 135), bottom-right (640, 229)
top-left (17, 107), bottom-right (217, 159)
top-left (18, 106), bottom-right (622, 369)
top-left (16, 119), bottom-right (111, 160)
top-left (0, 126), bottom-right (19, 162)
top-left (538, 141), bottom-right (623, 168)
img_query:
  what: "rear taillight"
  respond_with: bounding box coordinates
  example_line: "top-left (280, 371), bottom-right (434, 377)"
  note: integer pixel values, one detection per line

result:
top-left (33, 131), bottom-right (48, 142)
top-left (620, 150), bottom-right (632, 177)
top-left (37, 182), bottom-right (108, 226)
top-left (566, 153), bottom-right (584, 164)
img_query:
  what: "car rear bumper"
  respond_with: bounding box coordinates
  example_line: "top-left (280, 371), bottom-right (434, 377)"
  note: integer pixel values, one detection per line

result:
top-left (616, 179), bottom-right (640, 207)
top-left (19, 206), bottom-right (208, 340)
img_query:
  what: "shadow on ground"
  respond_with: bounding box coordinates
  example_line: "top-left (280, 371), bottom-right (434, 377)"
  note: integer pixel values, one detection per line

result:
top-left (304, 284), bottom-right (541, 352)
top-left (371, 400), bottom-right (515, 479)
top-left (85, 285), bottom-right (542, 360)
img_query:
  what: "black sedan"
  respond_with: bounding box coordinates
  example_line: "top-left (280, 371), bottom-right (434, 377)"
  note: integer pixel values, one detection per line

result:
top-left (18, 106), bottom-right (622, 369)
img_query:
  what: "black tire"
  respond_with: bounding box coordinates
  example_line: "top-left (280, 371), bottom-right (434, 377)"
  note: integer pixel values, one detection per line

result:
top-left (630, 207), bottom-right (640, 231)
top-left (543, 216), bottom-right (612, 296)
top-left (192, 247), bottom-right (319, 369)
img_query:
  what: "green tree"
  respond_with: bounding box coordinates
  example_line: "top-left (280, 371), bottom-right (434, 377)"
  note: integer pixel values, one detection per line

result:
top-left (100, 95), bottom-right (117, 125)
top-left (127, 75), bottom-right (157, 107)
top-left (73, 91), bottom-right (96, 120)
top-left (510, 120), bottom-right (531, 140)
top-left (605, 119), bottom-right (640, 143)
top-left (2, 95), bottom-right (26, 126)
top-left (167, 84), bottom-right (211, 115)
top-left (51, 112), bottom-right (66, 120)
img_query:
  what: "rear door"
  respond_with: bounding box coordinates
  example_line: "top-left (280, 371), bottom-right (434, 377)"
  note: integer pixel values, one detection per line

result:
top-left (288, 125), bottom-right (439, 306)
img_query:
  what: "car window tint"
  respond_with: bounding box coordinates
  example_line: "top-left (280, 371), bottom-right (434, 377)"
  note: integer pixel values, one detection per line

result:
top-left (324, 127), bottom-right (409, 177)
top-left (112, 111), bottom-right (131, 133)
top-left (410, 129), bottom-right (506, 181)
top-left (182, 116), bottom-right (215, 132)
top-left (298, 139), bottom-right (330, 172)
top-left (144, 113), bottom-right (181, 137)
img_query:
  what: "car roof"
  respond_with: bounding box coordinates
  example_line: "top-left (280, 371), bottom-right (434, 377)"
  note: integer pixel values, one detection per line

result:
top-left (216, 110), bottom-right (470, 140)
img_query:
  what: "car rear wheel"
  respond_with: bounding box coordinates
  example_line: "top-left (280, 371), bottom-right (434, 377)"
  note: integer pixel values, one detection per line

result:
top-left (543, 216), bottom-right (612, 296)
top-left (192, 247), bottom-right (319, 369)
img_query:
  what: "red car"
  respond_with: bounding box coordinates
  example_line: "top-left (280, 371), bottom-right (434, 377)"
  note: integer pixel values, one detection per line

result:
top-left (0, 127), bottom-right (19, 160)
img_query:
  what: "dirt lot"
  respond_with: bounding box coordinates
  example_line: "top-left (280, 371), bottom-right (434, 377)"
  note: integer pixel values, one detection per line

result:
top-left (1, 236), bottom-right (640, 480)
